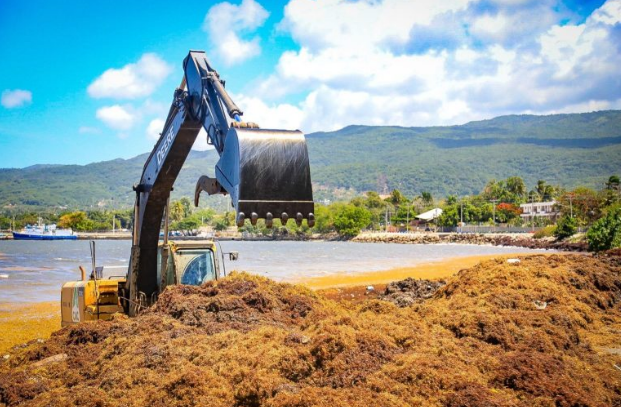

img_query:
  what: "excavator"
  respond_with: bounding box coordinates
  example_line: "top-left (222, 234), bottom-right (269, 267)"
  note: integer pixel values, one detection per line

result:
top-left (61, 50), bottom-right (314, 325)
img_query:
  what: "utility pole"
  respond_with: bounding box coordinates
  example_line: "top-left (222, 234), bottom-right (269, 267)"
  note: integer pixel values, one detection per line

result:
top-left (460, 200), bottom-right (464, 232)
top-left (530, 194), bottom-right (535, 232)
top-left (112, 214), bottom-right (115, 234)
top-left (406, 206), bottom-right (410, 233)
top-left (569, 194), bottom-right (573, 218)
top-left (385, 207), bottom-right (388, 233)
top-left (489, 199), bottom-right (499, 227)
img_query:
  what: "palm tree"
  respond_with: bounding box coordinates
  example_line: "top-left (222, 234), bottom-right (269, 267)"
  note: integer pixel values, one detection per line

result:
top-left (506, 176), bottom-right (526, 198)
top-left (535, 180), bottom-right (555, 201)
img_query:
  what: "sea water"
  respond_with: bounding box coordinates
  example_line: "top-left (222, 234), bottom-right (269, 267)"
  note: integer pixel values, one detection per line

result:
top-left (0, 239), bottom-right (548, 303)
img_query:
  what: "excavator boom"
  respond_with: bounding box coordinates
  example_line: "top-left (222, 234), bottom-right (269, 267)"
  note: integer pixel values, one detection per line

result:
top-left (126, 50), bottom-right (314, 313)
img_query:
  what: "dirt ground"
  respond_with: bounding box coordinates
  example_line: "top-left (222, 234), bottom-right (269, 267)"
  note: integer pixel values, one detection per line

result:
top-left (1, 253), bottom-right (621, 406)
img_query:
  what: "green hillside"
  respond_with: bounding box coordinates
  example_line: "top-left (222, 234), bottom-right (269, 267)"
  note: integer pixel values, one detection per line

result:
top-left (307, 110), bottom-right (621, 197)
top-left (1, 111), bottom-right (620, 210)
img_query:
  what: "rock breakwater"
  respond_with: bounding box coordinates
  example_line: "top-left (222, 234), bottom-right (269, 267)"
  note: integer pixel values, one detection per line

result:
top-left (353, 232), bottom-right (588, 251)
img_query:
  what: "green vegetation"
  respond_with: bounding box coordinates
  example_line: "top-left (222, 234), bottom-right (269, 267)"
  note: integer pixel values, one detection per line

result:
top-left (587, 205), bottom-right (621, 251)
top-left (1, 110), bottom-right (620, 245)
top-left (0, 209), bottom-right (132, 232)
top-left (333, 205), bottom-right (371, 237)
top-left (533, 225), bottom-right (556, 239)
top-left (554, 215), bottom-right (578, 240)
top-left (3, 174), bottom-right (620, 248)
top-left (1, 111), bottom-right (621, 210)
top-left (308, 111), bottom-right (621, 199)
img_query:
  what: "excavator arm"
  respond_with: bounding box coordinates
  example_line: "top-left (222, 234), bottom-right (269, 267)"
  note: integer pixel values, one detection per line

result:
top-left (127, 51), bottom-right (314, 314)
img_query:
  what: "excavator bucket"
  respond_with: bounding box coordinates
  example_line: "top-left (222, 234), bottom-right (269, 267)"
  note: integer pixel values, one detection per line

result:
top-left (208, 127), bottom-right (314, 228)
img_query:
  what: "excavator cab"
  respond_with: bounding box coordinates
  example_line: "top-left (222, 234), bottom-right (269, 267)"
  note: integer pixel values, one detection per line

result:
top-left (157, 241), bottom-right (223, 289)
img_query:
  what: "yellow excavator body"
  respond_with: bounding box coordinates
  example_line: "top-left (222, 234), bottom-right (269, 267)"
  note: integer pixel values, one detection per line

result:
top-left (60, 279), bottom-right (124, 327)
top-left (60, 240), bottom-right (229, 326)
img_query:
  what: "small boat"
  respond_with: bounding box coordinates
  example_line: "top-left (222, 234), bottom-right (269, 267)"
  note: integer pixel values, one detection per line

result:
top-left (12, 223), bottom-right (78, 240)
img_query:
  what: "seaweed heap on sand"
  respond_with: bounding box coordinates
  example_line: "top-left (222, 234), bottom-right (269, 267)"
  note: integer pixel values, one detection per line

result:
top-left (1, 254), bottom-right (621, 406)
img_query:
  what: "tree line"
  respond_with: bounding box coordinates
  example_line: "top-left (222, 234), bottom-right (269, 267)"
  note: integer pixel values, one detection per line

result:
top-left (2, 175), bottom-right (619, 251)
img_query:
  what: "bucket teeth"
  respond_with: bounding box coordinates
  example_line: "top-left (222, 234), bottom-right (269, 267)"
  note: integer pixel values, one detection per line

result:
top-left (236, 211), bottom-right (317, 228)
top-left (236, 212), bottom-right (245, 228)
top-left (295, 213), bottom-right (303, 227)
top-left (308, 213), bottom-right (315, 228)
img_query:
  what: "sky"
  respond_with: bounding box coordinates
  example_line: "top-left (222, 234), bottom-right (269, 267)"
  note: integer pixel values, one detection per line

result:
top-left (0, 0), bottom-right (620, 168)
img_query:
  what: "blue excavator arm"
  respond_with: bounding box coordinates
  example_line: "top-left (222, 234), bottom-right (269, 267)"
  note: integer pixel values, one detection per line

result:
top-left (126, 50), bottom-right (314, 314)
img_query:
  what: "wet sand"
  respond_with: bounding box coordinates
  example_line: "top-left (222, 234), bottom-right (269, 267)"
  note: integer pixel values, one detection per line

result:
top-left (298, 252), bottom-right (539, 289)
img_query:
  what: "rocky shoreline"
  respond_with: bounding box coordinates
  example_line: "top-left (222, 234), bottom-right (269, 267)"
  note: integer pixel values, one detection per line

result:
top-left (352, 232), bottom-right (589, 251)
top-left (1, 230), bottom-right (590, 252)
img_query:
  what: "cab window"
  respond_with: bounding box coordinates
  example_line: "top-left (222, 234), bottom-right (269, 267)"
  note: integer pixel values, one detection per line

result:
top-left (177, 249), bottom-right (216, 285)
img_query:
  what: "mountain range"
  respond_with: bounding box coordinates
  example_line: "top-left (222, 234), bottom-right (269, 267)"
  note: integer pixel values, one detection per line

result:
top-left (1, 110), bottom-right (620, 210)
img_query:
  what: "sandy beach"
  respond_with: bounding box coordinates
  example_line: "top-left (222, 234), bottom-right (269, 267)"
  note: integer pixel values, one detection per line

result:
top-left (298, 252), bottom-right (544, 289)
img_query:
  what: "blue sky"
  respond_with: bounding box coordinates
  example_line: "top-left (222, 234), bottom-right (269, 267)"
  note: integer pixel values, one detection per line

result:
top-left (0, 0), bottom-right (619, 168)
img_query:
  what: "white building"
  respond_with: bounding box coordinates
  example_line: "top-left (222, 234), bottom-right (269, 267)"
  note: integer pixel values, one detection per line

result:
top-left (415, 208), bottom-right (443, 222)
top-left (519, 201), bottom-right (559, 221)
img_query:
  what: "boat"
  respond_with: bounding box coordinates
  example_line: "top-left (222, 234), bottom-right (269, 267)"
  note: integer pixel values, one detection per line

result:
top-left (12, 223), bottom-right (78, 240)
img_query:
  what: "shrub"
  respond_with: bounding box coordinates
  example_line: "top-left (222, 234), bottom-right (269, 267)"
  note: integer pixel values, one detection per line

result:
top-left (213, 217), bottom-right (230, 231)
top-left (533, 225), bottom-right (556, 239)
top-left (587, 207), bottom-right (621, 251)
top-left (333, 204), bottom-right (371, 237)
top-left (554, 215), bottom-right (577, 240)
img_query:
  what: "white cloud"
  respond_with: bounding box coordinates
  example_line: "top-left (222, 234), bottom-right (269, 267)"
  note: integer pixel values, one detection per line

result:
top-left (87, 53), bottom-right (172, 99)
top-left (233, 94), bottom-right (304, 129)
top-left (281, 0), bottom-right (472, 53)
top-left (236, 0), bottom-right (621, 131)
top-left (145, 118), bottom-right (165, 141)
top-left (592, 0), bottom-right (621, 24)
top-left (470, 13), bottom-right (510, 42)
top-left (96, 105), bottom-right (136, 131)
top-left (192, 128), bottom-right (216, 151)
top-left (203, 0), bottom-right (269, 65)
top-left (1, 89), bottom-right (32, 108)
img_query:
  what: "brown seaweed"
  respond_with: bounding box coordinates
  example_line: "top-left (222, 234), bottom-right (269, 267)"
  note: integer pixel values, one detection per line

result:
top-left (1, 254), bottom-right (620, 407)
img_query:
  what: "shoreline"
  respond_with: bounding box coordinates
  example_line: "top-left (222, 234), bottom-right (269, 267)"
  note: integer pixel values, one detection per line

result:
top-left (0, 231), bottom-right (588, 252)
top-left (351, 232), bottom-right (588, 251)
top-left (297, 252), bottom-right (559, 289)
top-left (0, 252), bottom-right (574, 353)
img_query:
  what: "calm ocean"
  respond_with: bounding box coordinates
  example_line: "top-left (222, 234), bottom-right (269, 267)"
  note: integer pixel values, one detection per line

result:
top-left (0, 240), bottom-right (547, 303)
